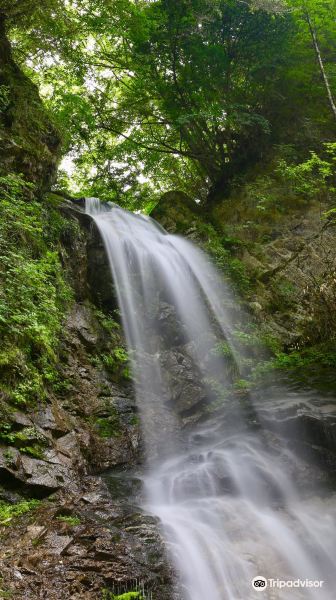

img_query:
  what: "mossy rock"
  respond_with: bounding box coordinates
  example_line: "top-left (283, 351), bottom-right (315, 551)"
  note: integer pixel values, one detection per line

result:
top-left (0, 16), bottom-right (61, 192)
top-left (151, 190), bottom-right (202, 234)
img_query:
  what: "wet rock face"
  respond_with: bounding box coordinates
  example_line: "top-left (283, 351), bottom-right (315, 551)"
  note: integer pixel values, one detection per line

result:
top-left (156, 302), bottom-right (188, 348)
top-left (0, 446), bottom-right (79, 496)
top-left (161, 348), bottom-right (207, 420)
top-left (153, 190), bottom-right (336, 351)
top-left (59, 200), bottom-right (118, 311)
top-left (0, 302), bottom-right (140, 495)
top-left (0, 300), bottom-right (177, 598)
top-left (87, 222), bottom-right (119, 312)
top-left (0, 18), bottom-right (61, 190)
top-left (255, 383), bottom-right (336, 477)
top-left (0, 314), bottom-right (174, 600)
top-left (0, 478), bottom-right (179, 600)
top-left (253, 210), bottom-right (336, 349)
top-left (0, 210), bottom-right (178, 599)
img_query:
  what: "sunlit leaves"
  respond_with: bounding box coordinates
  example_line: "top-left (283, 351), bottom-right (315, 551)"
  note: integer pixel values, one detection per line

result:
top-left (5, 0), bottom-right (336, 207)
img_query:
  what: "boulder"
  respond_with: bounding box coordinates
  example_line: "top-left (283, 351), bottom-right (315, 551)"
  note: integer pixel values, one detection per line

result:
top-left (0, 447), bottom-right (79, 494)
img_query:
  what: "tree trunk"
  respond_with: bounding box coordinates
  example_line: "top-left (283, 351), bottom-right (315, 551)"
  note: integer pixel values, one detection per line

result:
top-left (304, 6), bottom-right (336, 121)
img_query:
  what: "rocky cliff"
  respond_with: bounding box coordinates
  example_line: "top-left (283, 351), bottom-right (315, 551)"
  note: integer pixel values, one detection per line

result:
top-left (152, 188), bottom-right (336, 369)
top-left (0, 203), bottom-right (178, 599)
top-left (0, 24), bottom-right (176, 598)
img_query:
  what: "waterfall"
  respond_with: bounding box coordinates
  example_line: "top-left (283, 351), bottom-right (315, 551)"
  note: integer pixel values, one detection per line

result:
top-left (86, 198), bottom-right (336, 600)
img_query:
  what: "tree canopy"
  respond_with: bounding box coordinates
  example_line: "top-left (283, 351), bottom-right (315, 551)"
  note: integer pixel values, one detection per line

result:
top-left (4, 0), bottom-right (336, 207)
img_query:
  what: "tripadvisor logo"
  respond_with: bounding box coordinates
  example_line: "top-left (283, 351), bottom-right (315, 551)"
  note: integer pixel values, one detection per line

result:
top-left (252, 577), bottom-right (267, 590)
top-left (251, 577), bottom-right (324, 590)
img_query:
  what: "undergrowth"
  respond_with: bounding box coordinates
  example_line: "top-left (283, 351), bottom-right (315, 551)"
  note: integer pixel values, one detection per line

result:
top-left (102, 592), bottom-right (144, 600)
top-left (0, 499), bottom-right (41, 526)
top-left (0, 174), bottom-right (73, 441)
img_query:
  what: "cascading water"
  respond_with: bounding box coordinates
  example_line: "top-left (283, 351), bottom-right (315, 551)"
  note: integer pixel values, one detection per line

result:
top-left (86, 198), bottom-right (336, 600)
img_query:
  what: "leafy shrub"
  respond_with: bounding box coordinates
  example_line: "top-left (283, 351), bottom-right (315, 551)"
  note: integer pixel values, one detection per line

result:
top-left (0, 499), bottom-right (40, 526)
top-left (92, 347), bottom-right (130, 381)
top-left (275, 152), bottom-right (333, 200)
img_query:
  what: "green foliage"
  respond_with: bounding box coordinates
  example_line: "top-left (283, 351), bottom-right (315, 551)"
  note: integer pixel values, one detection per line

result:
top-left (212, 142), bottom-right (336, 265)
top-left (93, 308), bottom-right (120, 332)
top-left (275, 152), bottom-right (333, 200)
top-left (90, 308), bottom-right (132, 384)
top-left (57, 514), bottom-right (81, 526)
top-left (284, 0), bottom-right (336, 122)
top-left (102, 591), bottom-right (143, 600)
top-left (212, 342), bottom-right (234, 359)
top-left (7, 0), bottom-right (303, 207)
top-left (94, 413), bottom-right (121, 439)
top-left (0, 499), bottom-right (41, 526)
top-left (244, 144), bottom-right (335, 212)
top-left (20, 445), bottom-right (45, 459)
top-left (92, 347), bottom-right (130, 381)
top-left (250, 343), bottom-right (336, 383)
top-left (1, 0), bottom-right (62, 27)
top-left (0, 424), bottom-right (47, 458)
top-left (3, 0), bottom-right (334, 208)
top-left (0, 577), bottom-right (12, 599)
top-left (1, 1), bottom-right (335, 414)
top-left (273, 347), bottom-right (336, 370)
top-left (102, 347), bottom-right (128, 371)
top-left (0, 174), bottom-right (72, 410)
top-left (191, 220), bottom-right (251, 293)
top-left (234, 379), bottom-right (251, 392)
top-left (267, 279), bottom-right (297, 312)
top-left (0, 85), bottom-right (10, 112)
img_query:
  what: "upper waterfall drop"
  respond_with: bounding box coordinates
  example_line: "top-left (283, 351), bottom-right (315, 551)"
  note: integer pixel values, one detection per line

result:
top-left (85, 197), bottom-right (241, 459)
top-left (85, 198), bottom-right (336, 600)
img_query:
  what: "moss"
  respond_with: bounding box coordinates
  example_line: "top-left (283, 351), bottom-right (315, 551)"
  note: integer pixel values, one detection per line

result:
top-left (234, 379), bottom-right (251, 391)
top-left (0, 174), bottom-right (73, 442)
top-left (0, 84), bottom-right (10, 112)
top-left (0, 421), bottom-right (47, 458)
top-left (89, 308), bottom-right (133, 381)
top-left (102, 592), bottom-right (143, 600)
top-left (0, 22), bottom-right (61, 189)
top-left (94, 409), bottom-right (121, 439)
top-left (20, 445), bottom-right (45, 459)
top-left (267, 278), bottom-right (297, 312)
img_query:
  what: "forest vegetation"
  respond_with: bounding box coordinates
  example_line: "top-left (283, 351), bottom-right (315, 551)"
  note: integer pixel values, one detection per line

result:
top-left (0, 0), bottom-right (335, 405)
top-left (0, 2), bottom-right (336, 597)
top-left (0, 0), bottom-right (335, 410)
top-left (1, 0), bottom-right (335, 206)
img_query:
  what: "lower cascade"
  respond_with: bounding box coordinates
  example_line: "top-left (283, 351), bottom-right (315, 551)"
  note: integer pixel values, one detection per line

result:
top-left (86, 198), bottom-right (336, 600)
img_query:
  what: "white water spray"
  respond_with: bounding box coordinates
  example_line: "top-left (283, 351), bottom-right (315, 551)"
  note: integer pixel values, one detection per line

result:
top-left (86, 199), bottom-right (336, 600)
